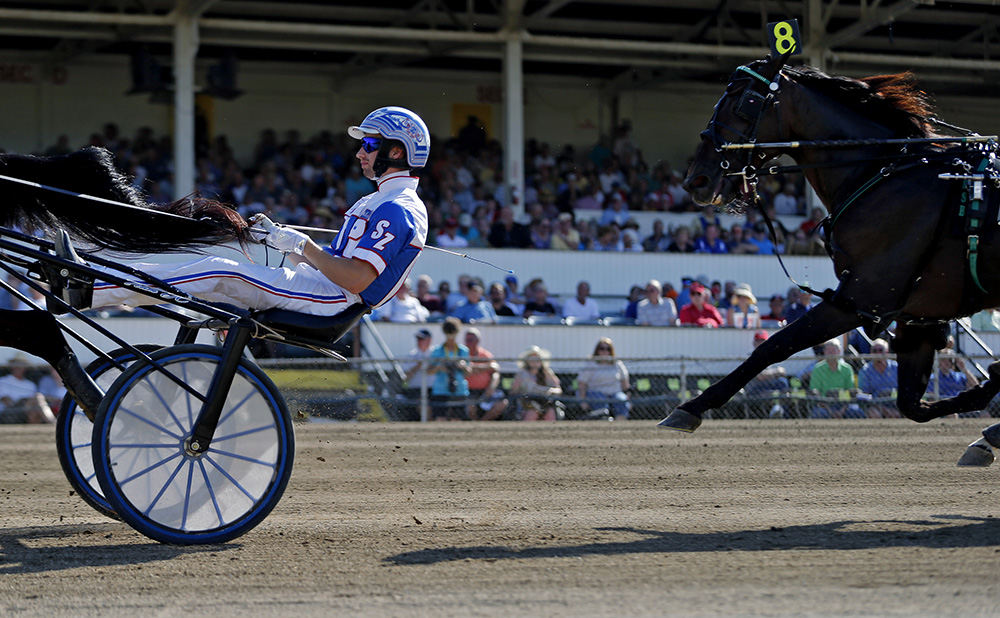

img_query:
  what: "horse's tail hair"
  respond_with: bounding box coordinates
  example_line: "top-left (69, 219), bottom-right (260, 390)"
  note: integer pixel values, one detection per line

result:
top-left (0, 146), bottom-right (251, 253)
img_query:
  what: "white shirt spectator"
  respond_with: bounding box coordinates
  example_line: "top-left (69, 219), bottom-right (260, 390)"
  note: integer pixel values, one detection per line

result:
top-left (0, 372), bottom-right (40, 401)
top-left (562, 296), bottom-right (601, 321)
top-left (375, 295), bottom-right (429, 323)
top-left (637, 297), bottom-right (678, 326)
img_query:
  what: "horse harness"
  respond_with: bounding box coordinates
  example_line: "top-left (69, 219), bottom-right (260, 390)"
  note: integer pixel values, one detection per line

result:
top-left (709, 63), bottom-right (1000, 331)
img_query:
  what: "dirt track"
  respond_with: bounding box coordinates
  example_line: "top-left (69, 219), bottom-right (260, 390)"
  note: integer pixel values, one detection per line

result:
top-left (2, 419), bottom-right (1000, 617)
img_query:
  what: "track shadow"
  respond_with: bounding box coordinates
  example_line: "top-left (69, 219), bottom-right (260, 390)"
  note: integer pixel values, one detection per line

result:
top-left (0, 523), bottom-right (236, 574)
top-left (385, 514), bottom-right (1000, 565)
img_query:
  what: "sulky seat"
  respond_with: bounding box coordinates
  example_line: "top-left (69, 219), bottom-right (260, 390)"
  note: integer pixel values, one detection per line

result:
top-left (252, 302), bottom-right (371, 348)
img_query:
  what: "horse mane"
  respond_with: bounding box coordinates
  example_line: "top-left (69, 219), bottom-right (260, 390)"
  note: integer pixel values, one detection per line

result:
top-left (781, 65), bottom-right (934, 138)
top-left (0, 146), bottom-right (252, 253)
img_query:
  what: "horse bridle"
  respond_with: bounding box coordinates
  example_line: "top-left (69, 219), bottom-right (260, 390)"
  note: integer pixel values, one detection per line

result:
top-left (701, 65), bottom-right (783, 198)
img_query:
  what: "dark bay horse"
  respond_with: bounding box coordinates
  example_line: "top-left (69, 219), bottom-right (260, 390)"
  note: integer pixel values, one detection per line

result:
top-left (0, 146), bottom-right (250, 414)
top-left (661, 55), bottom-right (1000, 443)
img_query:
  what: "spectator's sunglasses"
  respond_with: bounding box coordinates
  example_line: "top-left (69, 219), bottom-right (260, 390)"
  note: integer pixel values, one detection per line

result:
top-left (361, 136), bottom-right (382, 153)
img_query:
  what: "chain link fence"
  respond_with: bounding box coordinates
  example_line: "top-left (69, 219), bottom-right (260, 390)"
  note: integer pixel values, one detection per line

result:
top-left (258, 352), bottom-right (1000, 422)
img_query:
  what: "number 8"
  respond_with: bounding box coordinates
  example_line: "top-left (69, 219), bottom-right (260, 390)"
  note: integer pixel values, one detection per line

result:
top-left (773, 21), bottom-right (797, 55)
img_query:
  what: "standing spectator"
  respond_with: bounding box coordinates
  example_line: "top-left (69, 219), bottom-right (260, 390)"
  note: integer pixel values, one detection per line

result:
top-left (576, 337), bottom-right (631, 420)
top-left (551, 212), bottom-right (581, 250)
top-left (693, 223), bottom-right (729, 254)
top-left (808, 338), bottom-right (860, 418)
top-left (427, 318), bottom-right (471, 421)
top-left (562, 281), bottom-right (601, 322)
top-left (373, 278), bottom-right (429, 323)
top-left (858, 338), bottom-right (899, 418)
top-left (463, 328), bottom-right (508, 421)
top-left (726, 283), bottom-right (761, 329)
top-left (449, 281), bottom-right (497, 323)
top-left (523, 283), bottom-right (558, 318)
top-left (642, 219), bottom-right (671, 252)
top-left (0, 355), bottom-right (55, 424)
top-left (636, 279), bottom-right (678, 326)
top-left (510, 345), bottom-right (563, 421)
top-left (401, 328), bottom-right (434, 421)
top-left (488, 282), bottom-right (518, 317)
top-left (678, 282), bottom-right (723, 327)
top-left (745, 330), bottom-right (790, 418)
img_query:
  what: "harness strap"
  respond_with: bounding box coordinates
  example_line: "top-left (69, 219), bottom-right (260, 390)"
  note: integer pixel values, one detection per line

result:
top-left (964, 158), bottom-right (991, 294)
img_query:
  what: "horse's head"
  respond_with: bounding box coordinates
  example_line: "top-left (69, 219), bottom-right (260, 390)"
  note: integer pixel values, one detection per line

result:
top-left (684, 54), bottom-right (790, 213)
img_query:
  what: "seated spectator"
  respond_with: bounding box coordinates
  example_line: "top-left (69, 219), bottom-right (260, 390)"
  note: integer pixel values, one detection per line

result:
top-left (674, 276), bottom-right (694, 308)
top-left (773, 183), bottom-right (802, 215)
top-left (761, 294), bottom-right (786, 326)
top-left (926, 349), bottom-right (981, 412)
top-left (808, 338), bottom-right (861, 419)
top-left (622, 284), bottom-right (644, 320)
top-left (726, 224), bottom-right (758, 254)
top-left (37, 367), bottom-right (67, 412)
top-left (436, 218), bottom-right (469, 248)
top-left (747, 222), bottom-right (777, 255)
top-left (562, 281), bottom-right (601, 321)
top-left (783, 288), bottom-right (813, 323)
top-left (0, 354), bottom-right (55, 424)
top-left (642, 219), bottom-right (671, 252)
top-left (488, 206), bottom-right (531, 248)
top-left (726, 283), bottom-right (761, 329)
top-left (445, 275), bottom-right (471, 313)
top-left (858, 338), bottom-right (899, 418)
top-left (666, 171), bottom-right (692, 211)
top-left (488, 282), bottom-right (519, 317)
top-left (666, 226), bottom-right (696, 253)
top-left (551, 212), bottom-right (581, 250)
top-left (374, 278), bottom-right (429, 323)
top-left (621, 229), bottom-right (643, 252)
top-left (600, 193), bottom-right (630, 227)
top-left (679, 282), bottom-right (723, 327)
top-left (504, 275), bottom-right (526, 310)
top-left (415, 274), bottom-right (444, 315)
top-left (693, 223), bottom-right (728, 254)
top-left (692, 204), bottom-right (722, 237)
top-left (523, 283), bottom-right (559, 318)
top-left (427, 318), bottom-right (471, 421)
top-left (510, 345), bottom-right (563, 421)
top-left (529, 217), bottom-right (553, 249)
top-left (636, 279), bottom-right (678, 326)
top-left (786, 207), bottom-right (826, 255)
top-left (463, 328), bottom-right (508, 421)
top-left (593, 225), bottom-right (621, 251)
top-left (449, 280), bottom-right (497, 323)
top-left (577, 337), bottom-right (631, 420)
top-left (708, 280), bottom-right (724, 307)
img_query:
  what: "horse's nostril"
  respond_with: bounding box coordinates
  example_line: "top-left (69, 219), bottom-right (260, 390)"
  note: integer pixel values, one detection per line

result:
top-left (686, 175), bottom-right (709, 191)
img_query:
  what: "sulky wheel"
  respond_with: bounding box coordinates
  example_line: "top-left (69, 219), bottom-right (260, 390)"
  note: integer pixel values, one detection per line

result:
top-left (91, 344), bottom-right (294, 545)
top-left (56, 344), bottom-right (161, 520)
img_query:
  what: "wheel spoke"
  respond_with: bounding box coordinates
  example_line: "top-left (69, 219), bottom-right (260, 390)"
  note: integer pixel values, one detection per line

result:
top-left (118, 405), bottom-right (184, 440)
top-left (204, 454), bottom-right (262, 502)
top-left (197, 458), bottom-right (226, 527)
top-left (147, 375), bottom-right (189, 432)
top-left (217, 389), bottom-right (256, 427)
top-left (142, 456), bottom-right (187, 517)
top-left (211, 423), bottom-right (276, 443)
top-left (207, 447), bottom-right (279, 469)
top-left (118, 450), bottom-right (184, 486)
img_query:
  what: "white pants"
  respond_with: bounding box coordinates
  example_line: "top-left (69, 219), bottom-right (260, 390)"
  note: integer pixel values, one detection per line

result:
top-left (92, 255), bottom-right (361, 316)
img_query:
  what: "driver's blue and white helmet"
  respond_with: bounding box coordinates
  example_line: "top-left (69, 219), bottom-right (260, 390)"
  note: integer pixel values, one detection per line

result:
top-left (348, 106), bottom-right (431, 169)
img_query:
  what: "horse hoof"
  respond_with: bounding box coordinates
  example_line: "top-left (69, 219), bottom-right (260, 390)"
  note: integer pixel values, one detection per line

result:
top-left (957, 440), bottom-right (994, 467)
top-left (657, 408), bottom-right (702, 433)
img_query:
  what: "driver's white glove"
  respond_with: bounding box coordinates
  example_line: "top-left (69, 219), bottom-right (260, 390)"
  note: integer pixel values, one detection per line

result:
top-left (248, 214), bottom-right (310, 255)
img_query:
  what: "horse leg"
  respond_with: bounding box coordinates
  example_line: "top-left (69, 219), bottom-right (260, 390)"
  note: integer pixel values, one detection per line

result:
top-left (895, 324), bottom-right (1000, 422)
top-left (0, 309), bottom-right (103, 417)
top-left (659, 301), bottom-right (863, 431)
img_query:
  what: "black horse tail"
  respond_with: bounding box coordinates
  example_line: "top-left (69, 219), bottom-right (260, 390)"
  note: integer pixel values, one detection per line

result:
top-left (0, 146), bottom-right (251, 253)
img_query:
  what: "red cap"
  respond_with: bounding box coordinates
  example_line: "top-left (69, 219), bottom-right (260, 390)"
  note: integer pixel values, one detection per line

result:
top-left (754, 330), bottom-right (769, 341)
top-left (689, 282), bottom-right (707, 294)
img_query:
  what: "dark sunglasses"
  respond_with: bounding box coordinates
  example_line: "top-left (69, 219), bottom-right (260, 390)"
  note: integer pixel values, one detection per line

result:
top-left (360, 136), bottom-right (382, 153)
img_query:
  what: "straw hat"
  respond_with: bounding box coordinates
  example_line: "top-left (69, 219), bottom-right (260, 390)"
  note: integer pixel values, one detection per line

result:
top-left (731, 283), bottom-right (757, 305)
top-left (7, 353), bottom-right (31, 368)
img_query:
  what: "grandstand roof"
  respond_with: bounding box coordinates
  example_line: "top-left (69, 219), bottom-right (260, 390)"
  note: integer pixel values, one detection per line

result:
top-left (1, 1), bottom-right (999, 94)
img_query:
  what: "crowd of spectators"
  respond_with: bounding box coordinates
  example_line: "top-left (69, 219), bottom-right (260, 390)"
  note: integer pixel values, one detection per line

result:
top-left (40, 118), bottom-right (818, 262)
